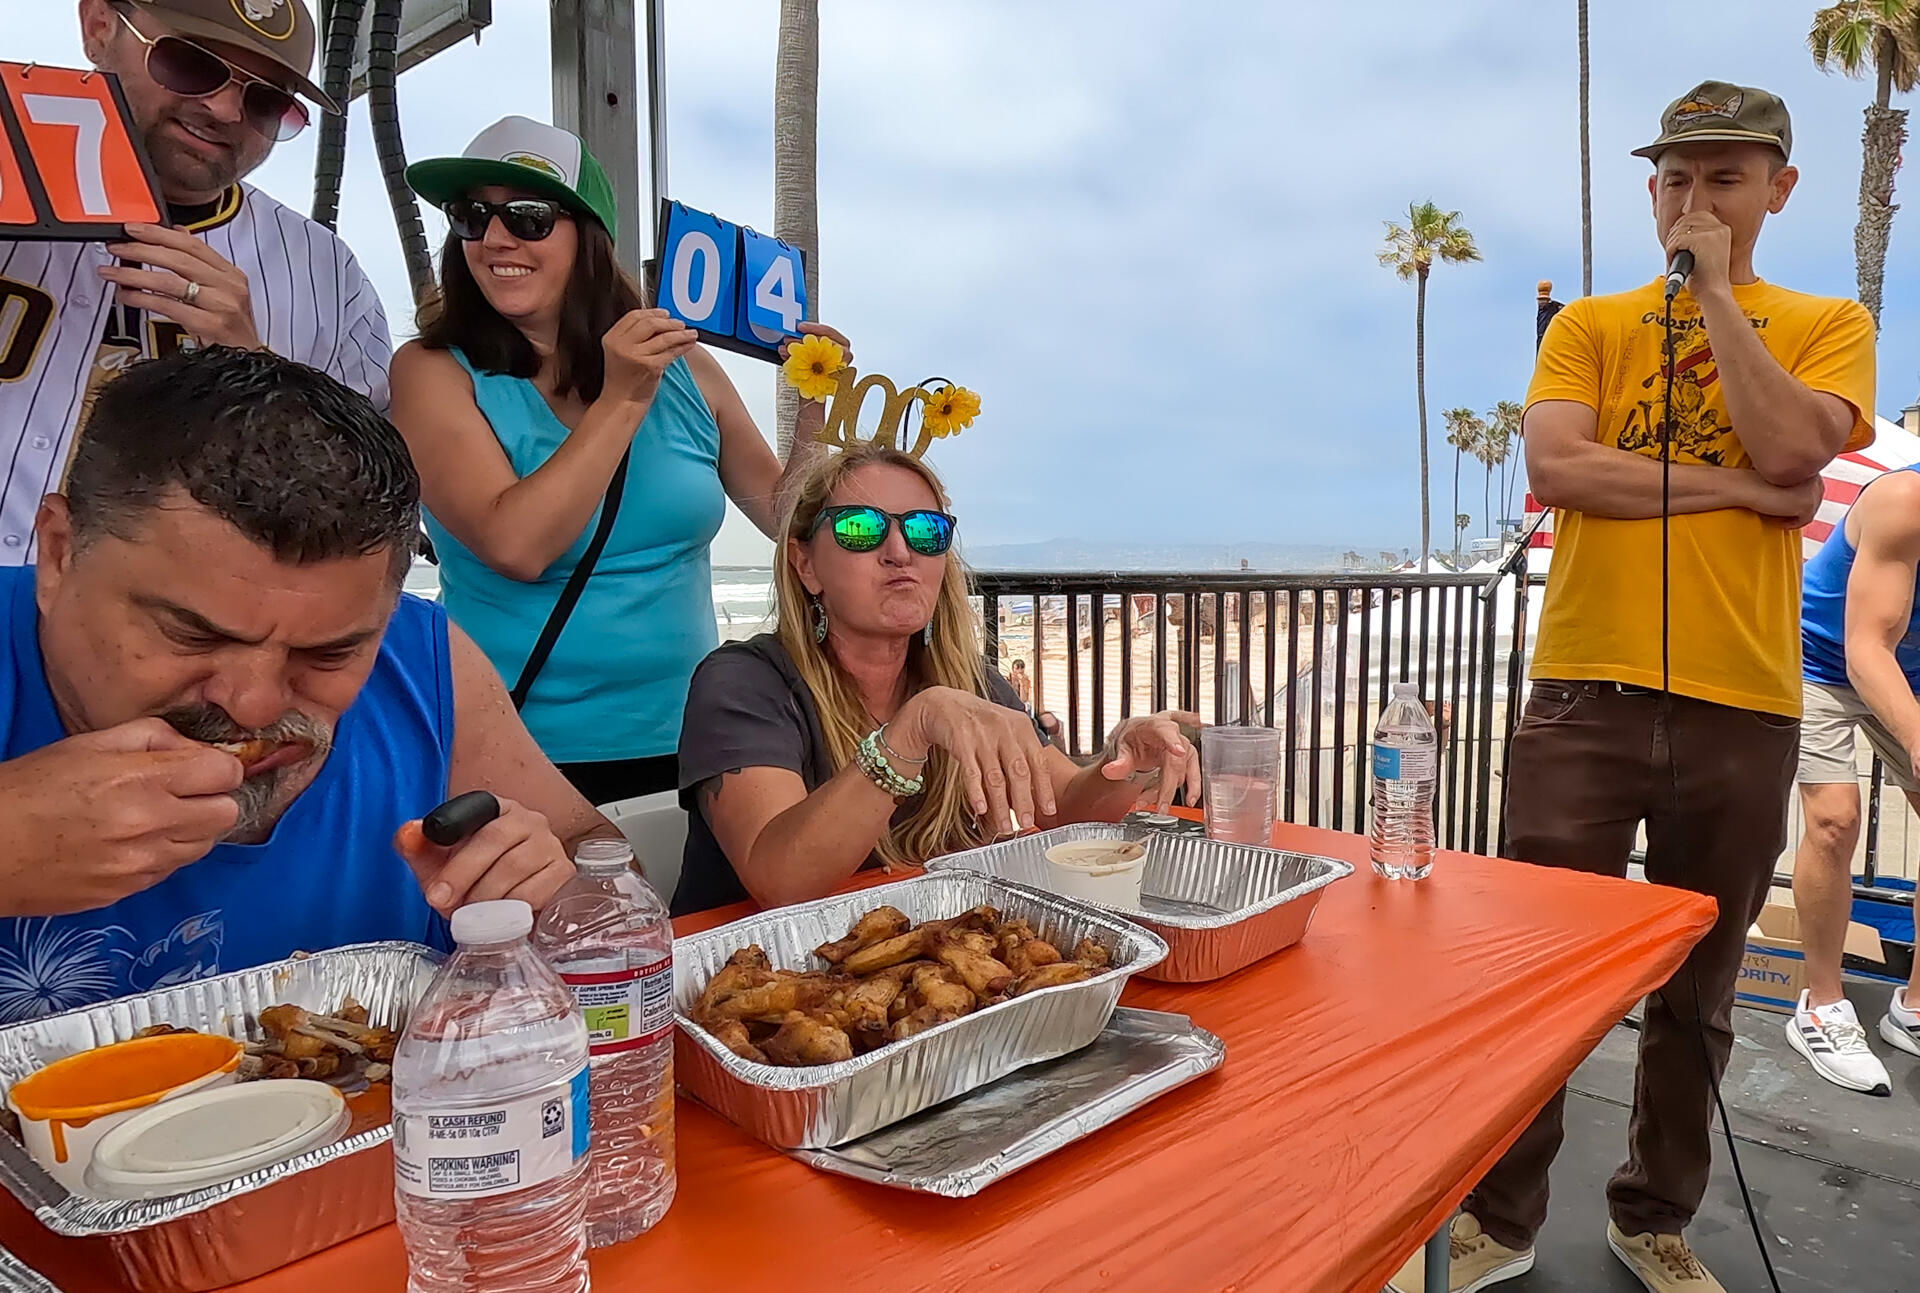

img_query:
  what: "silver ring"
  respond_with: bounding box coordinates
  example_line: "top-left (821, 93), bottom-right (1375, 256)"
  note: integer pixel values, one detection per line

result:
top-left (182, 280), bottom-right (201, 305)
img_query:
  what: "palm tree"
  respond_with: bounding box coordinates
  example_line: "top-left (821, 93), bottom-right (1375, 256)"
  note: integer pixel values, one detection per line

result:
top-left (1379, 203), bottom-right (1483, 572)
top-left (1487, 399), bottom-right (1524, 525)
top-left (1810, 0), bottom-right (1920, 326)
top-left (1443, 407), bottom-right (1484, 562)
top-left (1578, 0), bottom-right (1593, 297)
top-left (1477, 410), bottom-right (1514, 540)
top-left (773, 0), bottom-right (821, 456)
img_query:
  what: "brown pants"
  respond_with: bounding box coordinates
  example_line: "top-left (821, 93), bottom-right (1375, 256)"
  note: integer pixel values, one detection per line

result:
top-left (1464, 680), bottom-right (1798, 1249)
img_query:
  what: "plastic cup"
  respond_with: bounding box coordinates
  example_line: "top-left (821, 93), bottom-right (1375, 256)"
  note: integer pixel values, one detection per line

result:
top-left (1044, 839), bottom-right (1149, 909)
top-left (1201, 726), bottom-right (1281, 845)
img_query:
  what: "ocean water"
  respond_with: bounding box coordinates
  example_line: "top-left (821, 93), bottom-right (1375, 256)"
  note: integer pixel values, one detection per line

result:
top-left (406, 562), bottom-right (776, 643)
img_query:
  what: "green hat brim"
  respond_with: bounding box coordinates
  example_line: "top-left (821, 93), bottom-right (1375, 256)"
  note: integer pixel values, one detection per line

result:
top-left (405, 157), bottom-right (611, 233)
top-left (1630, 129), bottom-right (1790, 162)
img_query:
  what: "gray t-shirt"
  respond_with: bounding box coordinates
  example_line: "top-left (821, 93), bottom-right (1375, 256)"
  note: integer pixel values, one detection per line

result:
top-left (674, 634), bottom-right (1033, 915)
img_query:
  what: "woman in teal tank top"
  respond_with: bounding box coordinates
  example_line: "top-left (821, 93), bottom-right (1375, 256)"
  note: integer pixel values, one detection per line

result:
top-left (389, 117), bottom-right (852, 806)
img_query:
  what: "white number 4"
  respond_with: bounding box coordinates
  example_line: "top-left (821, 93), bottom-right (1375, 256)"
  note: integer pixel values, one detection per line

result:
top-left (21, 94), bottom-right (110, 217)
top-left (754, 254), bottom-right (802, 334)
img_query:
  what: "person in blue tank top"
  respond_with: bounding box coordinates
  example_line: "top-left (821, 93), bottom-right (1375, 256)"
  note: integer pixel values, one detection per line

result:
top-left (1786, 464), bottom-right (1920, 1095)
top-left (389, 117), bottom-right (853, 808)
top-left (0, 347), bottom-right (621, 1025)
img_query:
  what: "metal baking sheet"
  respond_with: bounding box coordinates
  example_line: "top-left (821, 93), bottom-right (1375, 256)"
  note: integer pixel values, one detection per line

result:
top-left (674, 870), bottom-right (1167, 1150)
top-left (0, 1243), bottom-right (60, 1293)
top-left (929, 822), bottom-right (1353, 982)
top-left (0, 942), bottom-right (441, 1293)
top-left (791, 1007), bottom-right (1223, 1197)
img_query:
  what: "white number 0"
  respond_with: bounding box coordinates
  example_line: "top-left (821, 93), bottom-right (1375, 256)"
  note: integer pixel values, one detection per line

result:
top-left (754, 254), bottom-right (802, 333)
top-left (20, 94), bottom-right (110, 218)
top-left (670, 230), bottom-right (721, 323)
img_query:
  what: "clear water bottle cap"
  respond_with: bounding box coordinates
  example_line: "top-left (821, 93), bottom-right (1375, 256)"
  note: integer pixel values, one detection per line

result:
top-left (1392, 682), bottom-right (1420, 699)
top-left (574, 837), bottom-right (635, 873)
top-left (450, 899), bottom-right (533, 945)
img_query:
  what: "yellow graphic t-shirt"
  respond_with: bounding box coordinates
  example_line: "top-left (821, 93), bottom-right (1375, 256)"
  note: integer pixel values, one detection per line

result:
top-left (1527, 278), bottom-right (1876, 716)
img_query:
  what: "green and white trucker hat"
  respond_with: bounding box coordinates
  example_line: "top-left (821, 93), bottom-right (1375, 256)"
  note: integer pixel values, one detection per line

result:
top-left (407, 115), bottom-right (620, 237)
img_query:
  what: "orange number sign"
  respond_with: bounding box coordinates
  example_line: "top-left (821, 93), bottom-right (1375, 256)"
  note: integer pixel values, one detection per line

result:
top-left (0, 63), bottom-right (162, 238)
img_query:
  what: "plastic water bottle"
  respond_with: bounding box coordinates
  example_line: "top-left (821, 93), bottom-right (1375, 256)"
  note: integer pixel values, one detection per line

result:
top-left (1370, 681), bottom-right (1437, 879)
top-left (536, 839), bottom-right (676, 1247)
top-left (392, 900), bottom-right (591, 1293)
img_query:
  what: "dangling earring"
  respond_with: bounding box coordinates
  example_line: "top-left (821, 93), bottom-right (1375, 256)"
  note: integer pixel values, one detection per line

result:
top-left (812, 595), bottom-right (830, 644)
top-left (923, 618), bottom-right (935, 648)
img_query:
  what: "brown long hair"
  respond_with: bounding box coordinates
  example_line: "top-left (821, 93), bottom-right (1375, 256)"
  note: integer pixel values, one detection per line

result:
top-left (773, 443), bottom-right (991, 869)
top-left (413, 215), bottom-right (643, 402)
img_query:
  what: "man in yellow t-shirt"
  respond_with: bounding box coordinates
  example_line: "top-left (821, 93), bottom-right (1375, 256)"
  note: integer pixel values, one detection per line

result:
top-left (1392, 83), bottom-right (1876, 1293)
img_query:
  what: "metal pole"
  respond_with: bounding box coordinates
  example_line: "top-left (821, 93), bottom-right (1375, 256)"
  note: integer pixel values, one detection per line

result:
top-left (550, 0), bottom-right (643, 278)
top-left (645, 0), bottom-right (669, 225)
top-left (1425, 1223), bottom-right (1450, 1287)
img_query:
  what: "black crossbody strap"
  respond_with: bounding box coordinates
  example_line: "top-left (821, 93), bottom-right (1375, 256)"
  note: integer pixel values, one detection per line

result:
top-left (509, 445), bottom-right (633, 710)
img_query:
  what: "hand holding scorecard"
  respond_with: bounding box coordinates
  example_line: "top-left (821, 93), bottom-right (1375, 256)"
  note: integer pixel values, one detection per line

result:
top-left (0, 63), bottom-right (164, 241)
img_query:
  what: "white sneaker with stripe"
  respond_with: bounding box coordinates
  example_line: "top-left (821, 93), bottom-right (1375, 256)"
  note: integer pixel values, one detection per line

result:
top-left (1879, 986), bottom-right (1920, 1058)
top-left (1786, 991), bottom-right (1890, 1096)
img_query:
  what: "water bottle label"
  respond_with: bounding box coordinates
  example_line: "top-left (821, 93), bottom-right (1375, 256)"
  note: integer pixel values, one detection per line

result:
top-left (393, 1066), bottom-right (589, 1200)
top-left (1371, 745), bottom-right (1435, 782)
top-left (562, 953), bottom-right (674, 1055)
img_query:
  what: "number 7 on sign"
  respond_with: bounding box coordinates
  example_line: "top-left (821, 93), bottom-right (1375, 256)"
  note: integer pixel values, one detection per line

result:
top-left (738, 226), bottom-right (807, 347)
top-left (0, 63), bottom-right (162, 238)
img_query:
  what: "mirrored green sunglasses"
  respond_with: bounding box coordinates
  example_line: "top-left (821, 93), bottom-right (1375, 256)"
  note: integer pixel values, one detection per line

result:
top-left (807, 505), bottom-right (956, 556)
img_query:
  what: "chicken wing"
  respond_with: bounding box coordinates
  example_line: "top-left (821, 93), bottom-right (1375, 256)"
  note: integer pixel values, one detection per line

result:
top-left (997, 929), bottom-right (1063, 977)
top-left (762, 1011), bottom-right (854, 1066)
top-left (708, 973), bottom-right (840, 1023)
top-left (841, 927), bottom-right (935, 975)
top-left (1072, 938), bottom-right (1112, 970)
top-left (933, 937), bottom-right (1014, 1001)
top-left (887, 1004), bottom-right (964, 1042)
top-left (705, 1018), bottom-right (769, 1064)
top-left (814, 906), bottom-right (911, 964)
top-left (694, 947), bottom-right (778, 1020)
top-left (840, 973), bottom-right (907, 1035)
top-left (1013, 962), bottom-right (1092, 995)
top-left (909, 964), bottom-right (976, 1017)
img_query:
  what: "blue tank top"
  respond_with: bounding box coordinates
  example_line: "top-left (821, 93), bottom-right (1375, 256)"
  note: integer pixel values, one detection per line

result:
top-left (1802, 463), bottom-right (1920, 689)
top-left (0, 569), bottom-right (454, 1025)
top-left (424, 351), bottom-right (725, 763)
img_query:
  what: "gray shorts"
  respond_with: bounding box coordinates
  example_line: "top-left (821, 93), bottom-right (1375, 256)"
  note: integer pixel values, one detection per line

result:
top-left (1797, 678), bottom-right (1919, 793)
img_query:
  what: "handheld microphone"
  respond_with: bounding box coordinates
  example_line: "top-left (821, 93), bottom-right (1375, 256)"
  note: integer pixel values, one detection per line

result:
top-left (1663, 248), bottom-right (1694, 301)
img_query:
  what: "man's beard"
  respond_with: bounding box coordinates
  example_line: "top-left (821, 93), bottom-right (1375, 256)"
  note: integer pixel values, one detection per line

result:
top-left (142, 115), bottom-right (249, 196)
top-left (160, 704), bottom-right (334, 841)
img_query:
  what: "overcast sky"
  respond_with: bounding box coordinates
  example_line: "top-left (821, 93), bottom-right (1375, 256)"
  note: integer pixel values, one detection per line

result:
top-left (13, 1), bottom-right (1918, 564)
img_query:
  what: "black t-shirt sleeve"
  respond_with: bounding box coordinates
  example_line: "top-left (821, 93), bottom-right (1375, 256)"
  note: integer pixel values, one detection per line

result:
top-left (677, 647), bottom-right (809, 797)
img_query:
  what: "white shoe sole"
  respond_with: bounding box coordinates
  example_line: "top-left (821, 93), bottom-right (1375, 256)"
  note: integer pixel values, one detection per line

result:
top-left (1784, 1017), bottom-right (1891, 1095)
top-left (1880, 1014), bottom-right (1920, 1058)
top-left (1385, 1248), bottom-right (1534, 1293)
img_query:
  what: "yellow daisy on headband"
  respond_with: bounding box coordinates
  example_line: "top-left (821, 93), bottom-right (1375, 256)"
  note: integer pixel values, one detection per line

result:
top-left (920, 385), bottom-right (980, 439)
top-left (783, 334), bottom-right (846, 401)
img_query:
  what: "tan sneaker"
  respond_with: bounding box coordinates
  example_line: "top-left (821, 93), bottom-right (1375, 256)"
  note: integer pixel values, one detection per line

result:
top-left (1386, 1213), bottom-right (1535, 1292)
top-left (1606, 1222), bottom-right (1727, 1292)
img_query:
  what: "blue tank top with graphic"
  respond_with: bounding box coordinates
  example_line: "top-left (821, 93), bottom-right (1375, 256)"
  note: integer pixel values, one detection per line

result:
top-left (0, 567), bottom-right (454, 1025)
top-left (1802, 463), bottom-right (1920, 690)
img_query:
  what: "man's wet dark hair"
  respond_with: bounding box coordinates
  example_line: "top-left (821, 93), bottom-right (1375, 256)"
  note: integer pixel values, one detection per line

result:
top-left (65, 347), bottom-right (420, 582)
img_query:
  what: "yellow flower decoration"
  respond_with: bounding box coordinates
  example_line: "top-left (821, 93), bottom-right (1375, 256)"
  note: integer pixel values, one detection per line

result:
top-left (920, 385), bottom-right (980, 439)
top-left (783, 334), bottom-right (846, 402)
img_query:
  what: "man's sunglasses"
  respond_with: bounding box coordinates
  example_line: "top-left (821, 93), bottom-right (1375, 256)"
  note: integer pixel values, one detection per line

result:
top-left (808, 505), bottom-right (956, 557)
top-left (111, 4), bottom-right (309, 142)
top-left (444, 198), bottom-right (566, 243)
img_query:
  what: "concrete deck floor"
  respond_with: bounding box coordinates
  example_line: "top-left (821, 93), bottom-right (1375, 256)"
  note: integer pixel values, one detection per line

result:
top-left (1493, 979), bottom-right (1919, 1292)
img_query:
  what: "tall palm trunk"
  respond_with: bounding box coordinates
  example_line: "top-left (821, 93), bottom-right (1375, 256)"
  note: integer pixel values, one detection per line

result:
top-left (1482, 464), bottom-right (1492, 542)
top-left (773, 0), bottom-right (820, 457)
top-left (1578, 0), bottom-right (1592, 297)
top-left (1415, 267), bottom-right (1431, 572)
top-left (1856, 34), bottom-right (1907, 328)
top-left (1450, 446), bottom-right (1462, 563)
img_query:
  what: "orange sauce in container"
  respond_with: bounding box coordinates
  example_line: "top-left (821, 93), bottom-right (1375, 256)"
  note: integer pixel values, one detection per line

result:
top-left (9, 1033), bottom-right (243, 1163)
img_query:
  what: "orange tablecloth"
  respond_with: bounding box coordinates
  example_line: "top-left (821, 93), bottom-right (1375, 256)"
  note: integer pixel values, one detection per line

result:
top-left (2, 823), bottom-right (1714, 1293)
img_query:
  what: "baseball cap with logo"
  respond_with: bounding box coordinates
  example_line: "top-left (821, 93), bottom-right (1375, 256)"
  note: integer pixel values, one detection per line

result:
top-left (406, 117), bottom-right (621, 239)
top-left (133, 0), bottom-right (336, 113)
top-left (1632, 80), bottom-right (1792, 162)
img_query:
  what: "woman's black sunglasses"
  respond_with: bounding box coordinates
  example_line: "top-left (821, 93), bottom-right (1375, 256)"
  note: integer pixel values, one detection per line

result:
top-left (444, 198), bottom-right (566, 243)
top-left (808, 505), bottom-right (956, 556)
top-left (111, 3), bottom-right (309, 142)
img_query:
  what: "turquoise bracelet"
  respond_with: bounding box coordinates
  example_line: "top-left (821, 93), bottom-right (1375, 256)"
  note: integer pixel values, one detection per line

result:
top-left (857, 728), bottom-right (925, 798)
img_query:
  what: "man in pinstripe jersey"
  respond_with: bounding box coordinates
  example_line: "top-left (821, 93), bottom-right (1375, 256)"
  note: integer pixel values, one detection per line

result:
top-left (0, 0), bottom-right (390, 565)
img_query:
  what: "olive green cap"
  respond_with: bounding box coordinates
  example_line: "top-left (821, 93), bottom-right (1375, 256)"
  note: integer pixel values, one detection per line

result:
top-left (1632, 80), bottom-right (1792, 162)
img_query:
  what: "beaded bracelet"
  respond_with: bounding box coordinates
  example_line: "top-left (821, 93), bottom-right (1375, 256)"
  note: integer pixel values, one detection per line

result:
top-left (857, 728), bottom-right (925, 799)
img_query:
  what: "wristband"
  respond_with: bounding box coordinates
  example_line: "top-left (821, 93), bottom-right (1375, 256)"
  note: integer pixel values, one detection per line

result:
top-left (857, 728), bottom-right (925, 799)
top-left (877, 722), bottom-right (927, 765)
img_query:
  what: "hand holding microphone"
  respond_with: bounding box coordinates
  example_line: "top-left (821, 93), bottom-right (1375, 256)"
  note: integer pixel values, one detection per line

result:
top-left (1662, 210), bottom-right (1733, 302)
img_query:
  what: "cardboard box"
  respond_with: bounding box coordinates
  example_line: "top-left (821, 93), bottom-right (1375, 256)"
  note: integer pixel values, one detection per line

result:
top-left (1737, 890), bottom-right (1885, 1014)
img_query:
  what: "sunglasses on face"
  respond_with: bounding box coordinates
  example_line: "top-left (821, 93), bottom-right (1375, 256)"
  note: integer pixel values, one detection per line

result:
top-left (808, 505), bottom-right (957, 557)
top-left (444, 197), bottom-right (566, 243)
top-left (111, 3), bottom-right (309, 142)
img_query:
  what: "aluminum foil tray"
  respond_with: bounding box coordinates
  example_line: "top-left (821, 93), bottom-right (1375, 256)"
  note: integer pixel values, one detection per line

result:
top-left (0, 1243), bottom-right (60, 1293)
top-left (674, 870), bottom-right (1166, 1150)
top-left (929, 822), bottom-right (1353, 982)
top-left (792, 1007), bottom-right (1223, 1196)
top-left (0, 942), bottom-right (443, 1293)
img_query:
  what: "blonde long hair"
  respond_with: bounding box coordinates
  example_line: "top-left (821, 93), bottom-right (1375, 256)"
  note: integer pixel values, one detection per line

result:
top-left (773, 443), bottom-right (991, 868)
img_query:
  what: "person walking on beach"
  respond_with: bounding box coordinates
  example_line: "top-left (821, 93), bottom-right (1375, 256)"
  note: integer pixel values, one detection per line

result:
top-left (1009, 659), bottom-right (1033, 708)
top-left (1392, 81), bottom-right (1875, 1293)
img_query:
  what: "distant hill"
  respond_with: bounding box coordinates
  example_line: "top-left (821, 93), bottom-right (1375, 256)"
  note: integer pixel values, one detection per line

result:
top-left (964, 539), bottom-right (1404, 572)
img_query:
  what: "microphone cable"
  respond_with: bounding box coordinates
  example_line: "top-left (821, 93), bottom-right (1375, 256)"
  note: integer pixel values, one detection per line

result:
top-left (1654, 286), bottom-right (1783, 1292)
